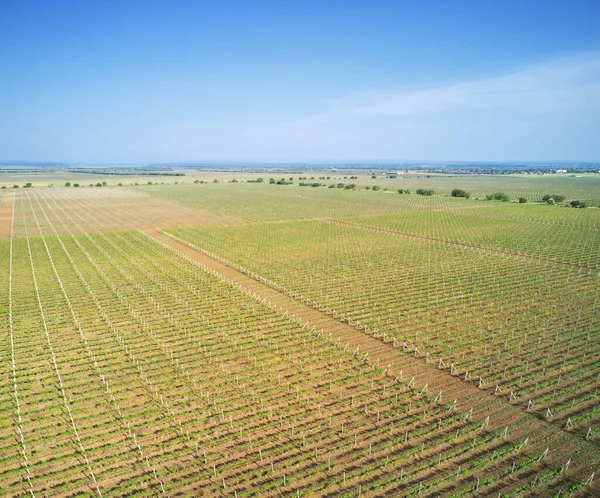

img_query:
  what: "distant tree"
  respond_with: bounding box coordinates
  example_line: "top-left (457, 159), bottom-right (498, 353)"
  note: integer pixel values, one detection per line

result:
top-left (213, 179), bottom-right (219, 183)
top-left (518, 197), bottom-right (527, 203)
top-left (451, 188), bottom-right (470, 198)
top-left (65, 181), bottom-right (71, 187)
top-left (541, 194), bottom-right (566, 204)
top-left (24, 182), bottom-right (32, 188)
top-left (371, 175), bottom-right (377, 179)
top-left (485, 192), bottom-right (510, 202)
top-left (337, 183), bottom-right (345, 188)
top-left (416, 188), bottom-right (434, 196)
top-left (13, 185), bottom-right (19, 188)
top-left (372, 185), bottom-right (381, 191)
top-left (117, 183), bottom-right (123, 186)
top-left (1, 186), bottom-right (5, 189)
top-left (73, 183), bottom-right (80, 187)
top-left (96, 182), bottom-right (103, 187)
top-left (102, 181), bottom-right (107, 186)
top-left (570, 200), bottom-right (588, 208)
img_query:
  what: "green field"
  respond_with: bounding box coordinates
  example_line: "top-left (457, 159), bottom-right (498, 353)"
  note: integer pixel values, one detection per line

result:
top-left (1, 172), bottom-right (599, 496)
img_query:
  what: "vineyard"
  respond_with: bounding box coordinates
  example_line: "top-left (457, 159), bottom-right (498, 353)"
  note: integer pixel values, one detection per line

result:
top-left (1, 182), bottom-right (599, 496)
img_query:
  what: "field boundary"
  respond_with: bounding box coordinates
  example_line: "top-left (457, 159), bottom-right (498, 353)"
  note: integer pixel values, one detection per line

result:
top-left (147, 227), bottom-right (600, 487)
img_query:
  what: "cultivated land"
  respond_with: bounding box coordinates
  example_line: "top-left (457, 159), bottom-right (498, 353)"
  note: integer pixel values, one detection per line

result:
top-left (1, 172), bottom-right (599, 496)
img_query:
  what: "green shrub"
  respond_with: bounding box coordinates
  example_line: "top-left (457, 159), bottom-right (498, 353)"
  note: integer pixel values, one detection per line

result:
top-left (451, 189), bottom-right (470, 198)
top-left (485, 192), bottom-right (510, 202)
top-left (541, 194), bottom-right (566, 203)
top-left (570, 200), bottom-right (588, 208)
top-left (416, 188), bottom-right (434, 196)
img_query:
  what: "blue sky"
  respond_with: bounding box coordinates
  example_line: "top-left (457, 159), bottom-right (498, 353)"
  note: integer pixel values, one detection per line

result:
top-left (1, 0), bottom-right (599, 163)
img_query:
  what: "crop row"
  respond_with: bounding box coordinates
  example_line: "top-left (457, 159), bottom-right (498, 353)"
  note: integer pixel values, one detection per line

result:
top-left (338, 210), bottom-right (600, 269)
top-left (141, 181), bottom-right (600, 222)
top-left (0, 188), bottom-right (577, 495)
top-left (165, 219), bottom-right (600, 440)
top-left (10, 186), bottom-right (228, 238)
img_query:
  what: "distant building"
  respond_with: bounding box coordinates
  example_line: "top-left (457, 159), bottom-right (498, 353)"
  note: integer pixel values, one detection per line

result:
top-left (555, 169), bottom-right (567, 174)
top-left (384, 171), bottom-right (404, 177)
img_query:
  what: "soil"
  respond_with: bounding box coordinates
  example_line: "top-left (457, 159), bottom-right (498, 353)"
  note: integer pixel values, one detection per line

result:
top-left (0, 190), bottom-right (14, 238)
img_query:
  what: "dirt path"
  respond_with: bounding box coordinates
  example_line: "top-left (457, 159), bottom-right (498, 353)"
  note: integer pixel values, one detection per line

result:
top-left (0, 190), bottom-right (14, 238)
top-left (147, 227), bottom-right (600, 486)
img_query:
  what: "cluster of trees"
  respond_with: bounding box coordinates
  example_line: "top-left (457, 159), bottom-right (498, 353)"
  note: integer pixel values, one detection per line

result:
top-left (65, 181), bottom-right (106, 188)
top-left (397, 189), bottom-right (410, 194)
top-left (320, 183), bottom-right (356, 189)
top-left (541, 194), bottom-right (566, 204)
top-left (2, 183), bottom-right (34, 189)
top-left (299, 182), bottom-right (323, 187)
top-left (270, 177), bottom-right (293, 185)
top-left (569, 200), bottom-right (588, 208)
top-left (451, 188), bottom-right (470, 198)
top-left (416, 188), bottom-right (434, 196)
top-left (485, 192), bottom-right (510, 201)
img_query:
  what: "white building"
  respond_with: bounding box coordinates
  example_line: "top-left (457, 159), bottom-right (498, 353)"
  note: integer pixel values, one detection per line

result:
top-left (384, 171), bottom-right (405, 178)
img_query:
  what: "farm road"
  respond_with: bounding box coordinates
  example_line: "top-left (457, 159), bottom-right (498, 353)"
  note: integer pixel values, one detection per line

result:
top-left (0, 190), bottom-right (14, 238)
top-left (147, 227), bottom-right (600, 487)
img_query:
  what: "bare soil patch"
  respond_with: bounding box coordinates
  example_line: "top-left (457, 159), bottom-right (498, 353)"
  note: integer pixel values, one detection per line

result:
top-left (0, 190), bottom-right (14, 238)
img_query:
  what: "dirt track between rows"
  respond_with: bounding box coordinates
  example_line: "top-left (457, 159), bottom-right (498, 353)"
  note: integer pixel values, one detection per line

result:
top-left (0, 190), bottom-right (14, 238)
top-left (147, 227), bottom-right (600, 489)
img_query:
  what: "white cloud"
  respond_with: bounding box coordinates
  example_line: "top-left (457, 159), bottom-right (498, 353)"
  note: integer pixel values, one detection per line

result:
top-left (251, 51), bottom-right (600, 161)
top-left (324, 51), bottom-right (600, 117)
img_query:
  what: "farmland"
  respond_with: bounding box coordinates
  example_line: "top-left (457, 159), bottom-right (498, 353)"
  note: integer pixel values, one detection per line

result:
top-left (1, 174), bottom-right (600, 496)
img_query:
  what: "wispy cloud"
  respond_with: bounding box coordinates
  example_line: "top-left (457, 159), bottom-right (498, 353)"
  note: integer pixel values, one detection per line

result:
top-left (324, 51), bottom-right (600, 117)
top-left (248, 51), bottom-right (600, 161)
